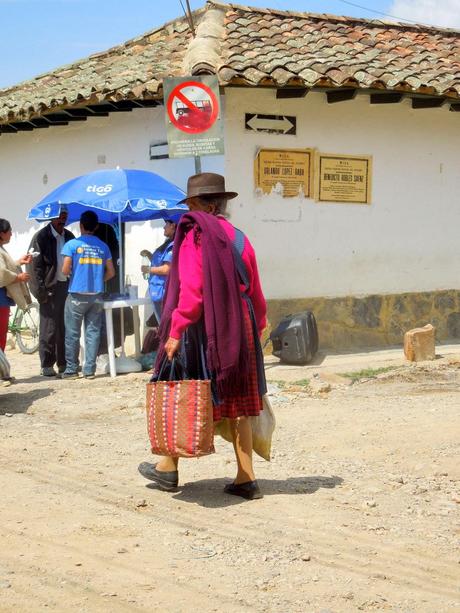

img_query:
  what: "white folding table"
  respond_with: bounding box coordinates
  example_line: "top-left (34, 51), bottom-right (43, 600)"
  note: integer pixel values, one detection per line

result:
top-left (103, 296), bottom-right (151, 378)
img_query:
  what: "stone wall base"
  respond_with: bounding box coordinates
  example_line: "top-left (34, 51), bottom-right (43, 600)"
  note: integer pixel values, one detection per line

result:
top-left (266, 289), bottom-right (460, 352)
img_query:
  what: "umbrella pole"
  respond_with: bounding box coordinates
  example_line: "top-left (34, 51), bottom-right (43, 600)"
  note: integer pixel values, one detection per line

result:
top-left (118, 212), bottom-right (124, 294)
top-left (118, 212), bottom-right (126, 358)
top-left (119, 304), bottom-right (126, 358)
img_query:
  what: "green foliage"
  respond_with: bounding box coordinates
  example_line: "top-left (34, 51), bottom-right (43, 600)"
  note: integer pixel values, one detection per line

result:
top-left (268, 380), bottom-right (289, 389)
top-left (291, 378), bottom-right (310, 387)
top-left (340, 366), bottom-right (397, 382)
top-left (269, 378), bottom-right (310, 389)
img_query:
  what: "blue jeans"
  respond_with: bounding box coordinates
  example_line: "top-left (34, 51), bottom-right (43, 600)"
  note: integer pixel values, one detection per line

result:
top-left (152, 301), bottom-right (162, 323)
top-left (64, 293), bottom-right (103, 376)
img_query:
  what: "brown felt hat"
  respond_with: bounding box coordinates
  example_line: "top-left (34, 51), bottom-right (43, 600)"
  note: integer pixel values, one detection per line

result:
top-left (178, 173), bottom-right (238, 204)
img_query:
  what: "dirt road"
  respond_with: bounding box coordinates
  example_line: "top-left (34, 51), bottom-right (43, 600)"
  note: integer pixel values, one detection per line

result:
top-left (0, 348), bottom-right (459, 612)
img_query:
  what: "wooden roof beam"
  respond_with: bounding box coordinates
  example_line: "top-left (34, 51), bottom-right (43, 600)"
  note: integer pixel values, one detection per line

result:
top-left (327, 89), bottom-right (357, 103)
top-left (28, 118), bottom-right (52, 128)
top-left (0, 124), bottom-right (18, 133)
top-left (135, 99), bottom-right (160, 107)
top-left (44, 112), bottom-right (87, 123)
top-left (276, 88), bottom-right (308, 99)
top-left (86, 103), bottom-right (130, 113)
top-left (412, 97), bottom-right (445, 109)
top-left (8, 121), bottom-right (34, 131)
top-left (370, 93), bottom-right (404, 104)
top-left (112, 100), bottom-right (143, 110)
top-left (66, 108), bottom-right (109, 117)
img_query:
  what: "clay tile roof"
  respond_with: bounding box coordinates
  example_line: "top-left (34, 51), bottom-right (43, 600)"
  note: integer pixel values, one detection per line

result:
top-left (217, 2), bottom-right (460, 97)
top-left (1, 1), bottom-right (459, 125)
top-left (0, 10), bottom-right (203, 124)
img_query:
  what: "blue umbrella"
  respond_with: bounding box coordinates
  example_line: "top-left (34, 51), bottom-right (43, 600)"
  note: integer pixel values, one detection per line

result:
top-left (28, 168), bottom-right (187, 224)
top-left (28, 168), bottom-right (187, 294)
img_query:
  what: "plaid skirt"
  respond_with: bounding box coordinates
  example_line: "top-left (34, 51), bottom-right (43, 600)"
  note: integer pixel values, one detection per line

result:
top-left (181, 303), bottom-right (264, 422)
top-left (213, 305), bottom-right (263, 421)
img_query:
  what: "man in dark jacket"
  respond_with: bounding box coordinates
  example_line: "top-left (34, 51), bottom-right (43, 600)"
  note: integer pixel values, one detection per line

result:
top-left (28, 206), bottom-right (74, 376)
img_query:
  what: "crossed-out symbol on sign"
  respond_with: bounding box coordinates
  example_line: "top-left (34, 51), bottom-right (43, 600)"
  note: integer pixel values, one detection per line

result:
top-left (167, 81), bottom-right (219, 134)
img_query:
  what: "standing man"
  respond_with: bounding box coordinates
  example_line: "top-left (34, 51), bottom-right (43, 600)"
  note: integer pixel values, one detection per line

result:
top-left (28, 206), bottom-right (74, 377)
top-left (60, 211), bottom-right (115, 380)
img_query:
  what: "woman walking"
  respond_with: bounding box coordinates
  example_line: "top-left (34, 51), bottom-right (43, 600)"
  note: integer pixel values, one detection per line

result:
top-left (0, 219), bottom-right (32, 383)
top-left (139, 173), bottom-right (267, 500)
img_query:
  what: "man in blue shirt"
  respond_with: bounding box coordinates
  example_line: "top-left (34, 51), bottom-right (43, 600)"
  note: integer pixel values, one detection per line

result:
top-left (60, 211), bottom-right (115, 379)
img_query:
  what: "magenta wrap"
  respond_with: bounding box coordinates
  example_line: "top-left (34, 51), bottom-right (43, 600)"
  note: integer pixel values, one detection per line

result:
top-left (156, 212), bottom-right (267, 401)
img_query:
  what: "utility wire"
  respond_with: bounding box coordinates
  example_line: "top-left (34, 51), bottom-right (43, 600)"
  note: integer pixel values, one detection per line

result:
top-left (336, 0), bottom-right (436, 27)
top-left (179, 0), bottom-right (196, 36)
top-left (178, 0), bottom-right (438, 30)
top-left (179, 0), bottom-right (187, 20)
top-left (185, 0), bottom-right (196, 36)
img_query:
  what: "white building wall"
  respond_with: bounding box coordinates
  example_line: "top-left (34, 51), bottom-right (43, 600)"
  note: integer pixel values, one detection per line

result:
top-left (0, 106), bottom-right (223, 296)
top-left (223, 88), bottom-right (460, 299)
top-left (1, 90), bottom-right (459, 304)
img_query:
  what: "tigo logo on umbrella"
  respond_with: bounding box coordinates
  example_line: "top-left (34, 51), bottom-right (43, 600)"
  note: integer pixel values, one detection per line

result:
top-left (86, 184), bottom-right (113, 195)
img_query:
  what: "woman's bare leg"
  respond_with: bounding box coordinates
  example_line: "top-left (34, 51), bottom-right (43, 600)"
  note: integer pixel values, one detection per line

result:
top-left (156, 456), bottom-right (179, 472)
top-left (229, 417), bottom-right (256, 483)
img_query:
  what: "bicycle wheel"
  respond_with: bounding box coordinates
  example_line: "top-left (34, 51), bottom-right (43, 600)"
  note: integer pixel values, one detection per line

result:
top-left (15, 303), bottom-right (40, 354)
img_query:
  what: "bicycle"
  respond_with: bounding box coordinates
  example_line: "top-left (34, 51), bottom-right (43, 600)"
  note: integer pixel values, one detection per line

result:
top-left (8, 303), bottom-right (40, 354)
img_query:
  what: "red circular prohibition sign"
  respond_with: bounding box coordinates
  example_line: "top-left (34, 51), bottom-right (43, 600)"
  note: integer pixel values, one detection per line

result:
top-left (167, 80), bottom-right (219, 134)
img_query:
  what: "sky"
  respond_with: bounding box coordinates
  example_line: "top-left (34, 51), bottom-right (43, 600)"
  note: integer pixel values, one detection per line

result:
top-left (1, 0), bottom-right (459, 89)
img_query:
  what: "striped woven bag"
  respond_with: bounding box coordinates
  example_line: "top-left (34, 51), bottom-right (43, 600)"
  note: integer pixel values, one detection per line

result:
top-left (146, 358), bottom-right (215, 458)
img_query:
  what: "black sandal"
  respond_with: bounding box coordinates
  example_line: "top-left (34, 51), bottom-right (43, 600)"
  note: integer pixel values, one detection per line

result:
top-left (138, 462), bottom-right (178, 491)
top-left (224, 480), bottom-right (263, 500)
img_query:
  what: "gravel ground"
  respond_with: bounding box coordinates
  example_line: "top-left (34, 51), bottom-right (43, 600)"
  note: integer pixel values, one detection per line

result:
top-left (0, 347), bottom-right (459, 613)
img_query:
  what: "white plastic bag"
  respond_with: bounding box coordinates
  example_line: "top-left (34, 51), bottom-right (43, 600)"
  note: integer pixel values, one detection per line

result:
top-left (96, 353), bottom-right (110, 375)
top-left (214, 395), bottom-right (276, 461)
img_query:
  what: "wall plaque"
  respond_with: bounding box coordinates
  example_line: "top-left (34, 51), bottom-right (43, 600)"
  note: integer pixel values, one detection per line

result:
top-left (316, 153), bottom-right (372, 204)
top-left (254, 148), bottom-right (313, 198)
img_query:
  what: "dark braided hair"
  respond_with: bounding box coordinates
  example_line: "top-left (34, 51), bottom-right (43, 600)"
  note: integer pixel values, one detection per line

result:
top-left (0, 219), bottom-right (11, 234)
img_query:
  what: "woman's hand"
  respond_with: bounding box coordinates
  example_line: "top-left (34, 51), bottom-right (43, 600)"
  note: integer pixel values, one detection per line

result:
top-left (16, 272), bottom-right (30, 283)
top-left (141, 265), bottom-right (150, 275)
top-left (165, 337), bottom-right (180, 361)
top-left (18, 254), bottom-right (33, 265)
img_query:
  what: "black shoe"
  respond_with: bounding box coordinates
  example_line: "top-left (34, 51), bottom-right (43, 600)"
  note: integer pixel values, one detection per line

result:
top-left (41, 367), bottom-right (57, 377)
top-left (57, 365), bottom-right (66, 374)
top-left (59, 371), bottom-right (79, 380)
top-left (138, 462), bottom-right (178, 491)
top-left (224, 480), bottom-right (263, 500)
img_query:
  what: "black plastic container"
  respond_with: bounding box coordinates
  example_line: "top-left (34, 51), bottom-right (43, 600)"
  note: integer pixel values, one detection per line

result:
top-left (270, 311), bottom-right (319, 365)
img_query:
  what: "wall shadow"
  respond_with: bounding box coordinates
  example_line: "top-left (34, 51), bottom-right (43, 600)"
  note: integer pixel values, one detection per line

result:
top-left (0, 388), bottom-right (52, 415)
top-left (146, 475), bottom-right (343, 508)
top-left (264, 351), bottom-right (327, 369)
